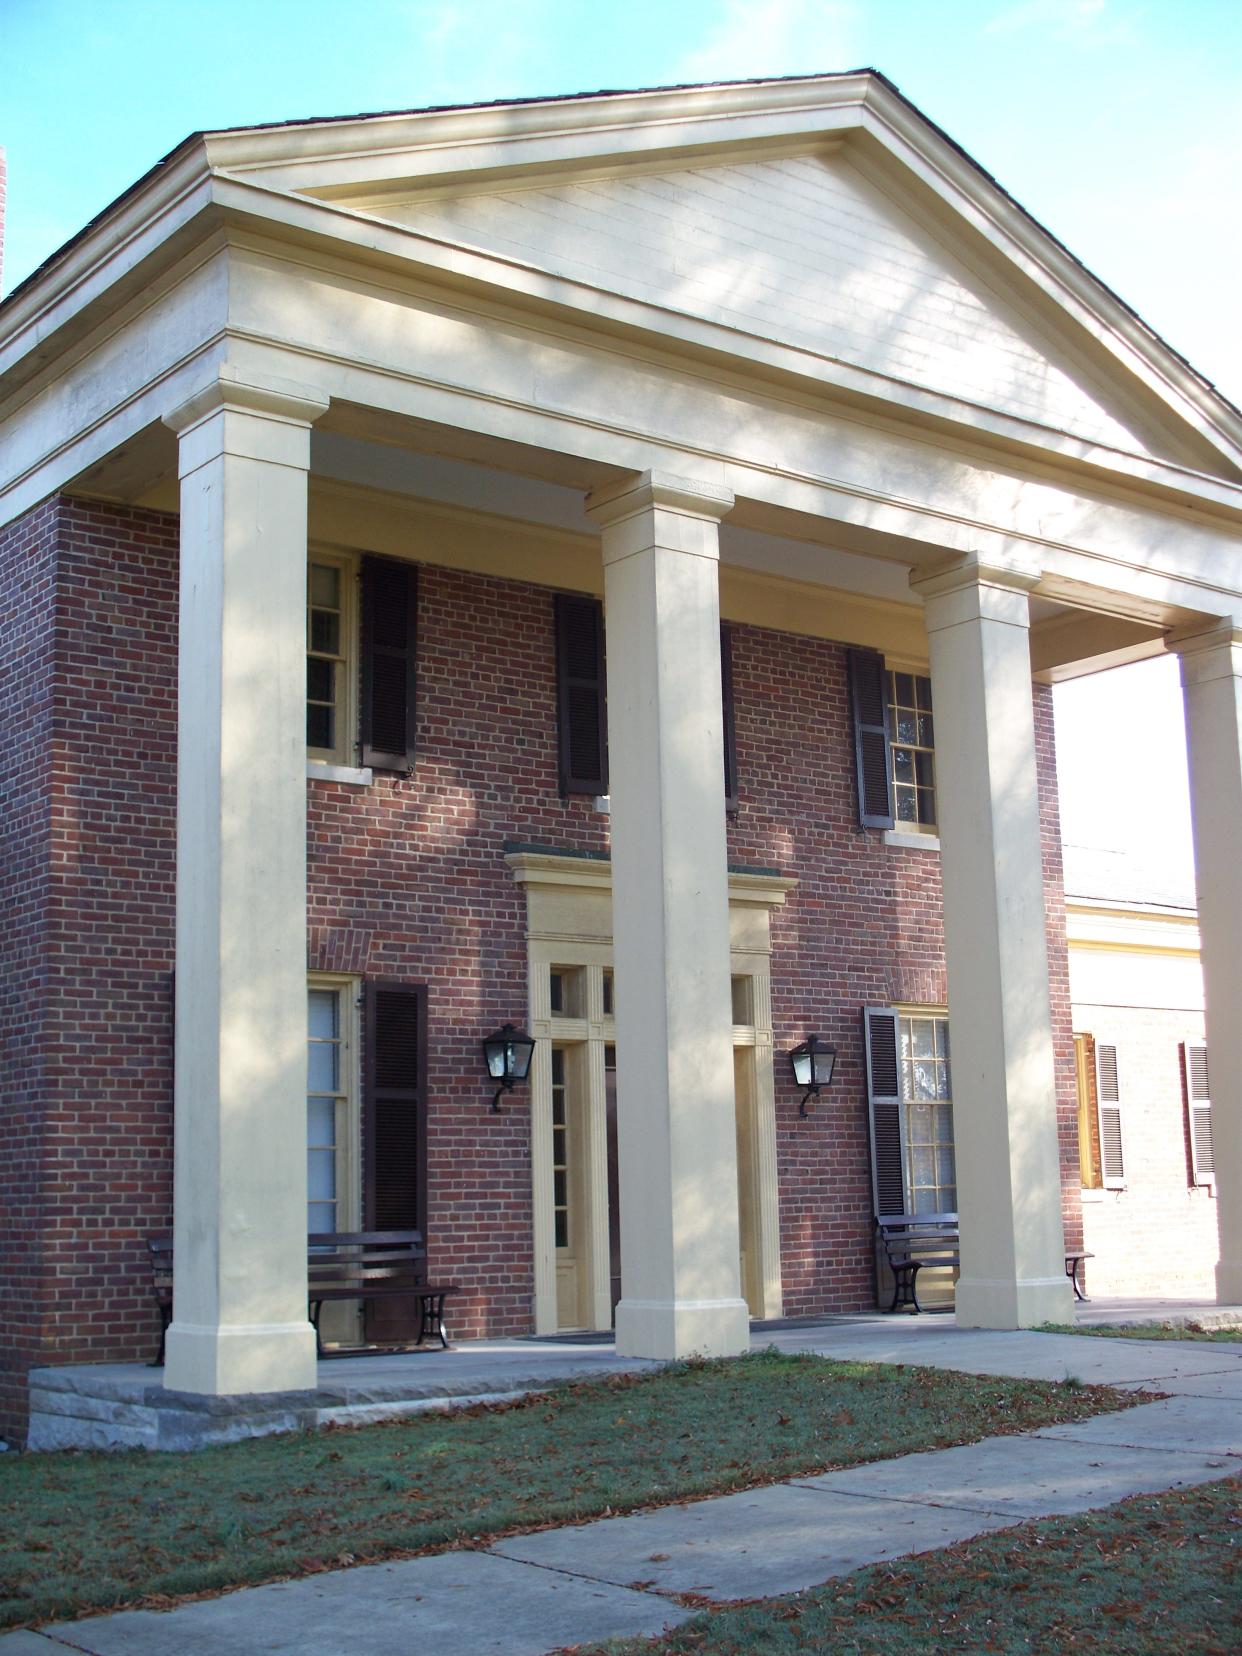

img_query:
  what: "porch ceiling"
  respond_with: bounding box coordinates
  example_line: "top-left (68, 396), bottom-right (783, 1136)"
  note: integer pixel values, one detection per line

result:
top-left (67, 412), bottom-right (1168, 680)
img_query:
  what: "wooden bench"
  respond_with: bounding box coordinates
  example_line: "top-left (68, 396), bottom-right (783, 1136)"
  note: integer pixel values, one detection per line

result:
top-left (147, 1230), bottom-right (458, 1365)
top-left (307, 1230), bottom-right (457, 1356)
top-left (875, 1213), bottom-right (960, 1313)
top-left (876, 1216), bottom-right (1094, 1312)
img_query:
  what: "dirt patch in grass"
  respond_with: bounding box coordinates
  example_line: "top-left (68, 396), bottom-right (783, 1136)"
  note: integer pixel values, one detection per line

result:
top-left (1, 1350), bottom-right (1140, 1630)
top-left (583, 1475), bottom-right (1242, 1656)
top-left (1040, 1321), bottom-right (1242, 1343)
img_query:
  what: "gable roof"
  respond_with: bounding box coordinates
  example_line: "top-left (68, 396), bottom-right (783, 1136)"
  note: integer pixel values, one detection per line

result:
top-left (4, 70), bottom-right (1241, 479)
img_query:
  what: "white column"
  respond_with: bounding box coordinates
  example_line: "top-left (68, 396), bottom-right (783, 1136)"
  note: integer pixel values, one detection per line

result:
top-left (586, 472), bottom-right (750, 1360)
top-left (1174, 621), bottom-right (1242, 1304)
top-left (913, 558), bottom-right (1073, 1328)
top-left (162, 373), bottom-right (328, 1395)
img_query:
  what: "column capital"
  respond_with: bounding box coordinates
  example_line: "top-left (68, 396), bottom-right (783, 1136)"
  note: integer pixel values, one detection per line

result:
top-left (585, 469), bottom-right (735, 532)
top-left (164, 369), bottom-right (331, 434)
top-left (166, 370), bottom-right (329, 482)
top-left (911, 555), bottom-right (1041, 633)
top-left (1167, 618), bottom-right (1242, 685)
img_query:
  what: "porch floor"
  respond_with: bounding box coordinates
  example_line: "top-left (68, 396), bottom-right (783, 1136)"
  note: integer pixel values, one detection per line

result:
top-left (26, 1297), bottom-right (1242, 1452)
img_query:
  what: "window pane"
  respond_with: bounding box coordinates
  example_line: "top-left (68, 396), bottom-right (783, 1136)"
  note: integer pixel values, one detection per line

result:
top-left (894, 672), bottom-right (914, 707)
top-left (916, 675), bottom-right (933, 711)
top-left (307, 1096), bottom-right (336, 1145)
top-left (310, 610), bottom-right (340, 655)
top-left (892, 747), bottom-right (915, 784)
top-left (730, 976), bottom-right (752, 1024)
top-left (912, 1145), bottom-right (935, 1184)
top-left (309, 991), bottom-right (338, 1039)
top-left (895, 711), bottom-right (917, 743)
top-left (602, 971), bottom-right (614, 1015)
top-left (918, 714), bottom-right (934, 747)
top-left (553, 1169), bottom-right (567, 1210)
top-left (310, 564), bottom-right (340, 607)
top-left (308, 1200), bottom-right (335, 1233)
top-left (307, 704), bottom-right (332, 750)
top-left (308, 1147), bottom-right (336, 1200)
top-left (554, 1212), bottom-right (568, 1248)
top-left (307, 1040), bottom-right (338, 1093)
top-left (549, 973), bottom-right (564, 1013)
top-left (937, 1147), bottom-right (957, 1187)
top-left (910, 1020), bottom-right (935, 1058)
top-left (307, 656), bottom-right (335, 702)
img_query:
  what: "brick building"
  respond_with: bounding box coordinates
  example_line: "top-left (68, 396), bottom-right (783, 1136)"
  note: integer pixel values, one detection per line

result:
top-left (2, 74), bottom-right (1240, 1447)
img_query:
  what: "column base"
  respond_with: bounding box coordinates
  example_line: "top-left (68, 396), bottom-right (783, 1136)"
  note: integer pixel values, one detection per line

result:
top-left (615, 1297), bottom-right (750, 1361)
top-left (1216, 1260), bottom-right (1242, 1305)
top-left (164, 1319), bottom-right (318, 1396)
top-left (954, 1275), bottom-right (1074, 1330)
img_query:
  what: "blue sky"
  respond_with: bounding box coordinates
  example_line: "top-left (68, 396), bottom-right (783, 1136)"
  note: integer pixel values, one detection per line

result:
top-left (3, 0), bottom-right (1237, 877)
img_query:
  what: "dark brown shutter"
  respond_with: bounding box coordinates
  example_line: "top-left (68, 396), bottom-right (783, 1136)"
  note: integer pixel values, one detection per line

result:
top-left (1182, 1042), bottom-right (1215, 1187)
top-left (721, 624), bottom-right (739, 810)
top-left (848, 649), bottom-right (894, 829)
top-left (1095, 1042), bottom-right (1125, 1188)
top-left (361, 557), bottom-right (418, 772)
top-left (865, 1006), bottom-right (906, 1215)
top-left (556, 594), bottom-right (608, 795)
top-left (364, 982), bottom-right (428, 1234)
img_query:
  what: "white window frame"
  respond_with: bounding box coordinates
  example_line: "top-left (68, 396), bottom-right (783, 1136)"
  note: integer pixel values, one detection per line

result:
top-left (307, 973), bottom-right (362, 1237)
top-left (307, 547), bottom-right (358, 769)
top-left (885, 662), bottom-right (938, 837)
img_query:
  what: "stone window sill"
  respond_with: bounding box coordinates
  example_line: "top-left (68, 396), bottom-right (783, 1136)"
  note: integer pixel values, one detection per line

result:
top-left (307, 761), bottom-right (373, 787)
top-left (884, 828), bottom-right (940, 852)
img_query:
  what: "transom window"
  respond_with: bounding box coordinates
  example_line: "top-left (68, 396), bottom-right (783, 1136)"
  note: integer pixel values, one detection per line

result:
top-left (888, 671), bottom-right (937, 830)
top-left (899, 1013), bottom-right (955, 1212)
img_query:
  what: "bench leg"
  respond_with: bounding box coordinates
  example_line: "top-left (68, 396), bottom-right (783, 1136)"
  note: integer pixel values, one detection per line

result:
top-left (416, 1293), bottom-right (449, 1350)
top-left (888, 1264), bottom-right (922, 1314)
top-left (1067, 1257), bottom-right (1089, 1303)
top-left (150, 1306), bottom-right (170, 1368)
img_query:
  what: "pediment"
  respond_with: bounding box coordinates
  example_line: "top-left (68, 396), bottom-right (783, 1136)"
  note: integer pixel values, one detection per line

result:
top-left (329, 149), bottom-right (1185, 464)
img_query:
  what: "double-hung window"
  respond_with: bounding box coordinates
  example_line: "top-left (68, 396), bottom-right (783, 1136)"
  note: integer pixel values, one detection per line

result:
top-left (848, 649), bottom-right (938, 833)
top-left (864, 1005), bottom-right (956, 1216)
top-left (555, 594), bottom-right (738, 805)
top-left (306, 552), bottom-right (418, 773)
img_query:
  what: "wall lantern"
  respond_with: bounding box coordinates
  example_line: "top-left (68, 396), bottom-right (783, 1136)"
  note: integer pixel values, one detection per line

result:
top-left (789, 1034), bottom-right (837, 1117)
top-left (482, 1023), bottom-right (535, 1112)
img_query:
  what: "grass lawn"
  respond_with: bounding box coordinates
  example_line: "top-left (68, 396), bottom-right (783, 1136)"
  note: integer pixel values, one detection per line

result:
top-left (583, 1476), bottom-right (1242, 1655)
top-left (1040, 1321), bottom-right (1242, 1343)
top-left (0, 1351), bottom-right (1137, 1630)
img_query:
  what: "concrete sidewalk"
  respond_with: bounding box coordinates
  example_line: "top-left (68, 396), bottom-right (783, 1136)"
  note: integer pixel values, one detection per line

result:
top-left (6, 1322), bottom-right (1241, 1655)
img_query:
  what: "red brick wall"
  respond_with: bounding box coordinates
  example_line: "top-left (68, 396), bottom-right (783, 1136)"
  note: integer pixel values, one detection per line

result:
top-left (0, 493), bottom-right (1084, 1440)
top-left (0, 499), bottom-right (59, 1443)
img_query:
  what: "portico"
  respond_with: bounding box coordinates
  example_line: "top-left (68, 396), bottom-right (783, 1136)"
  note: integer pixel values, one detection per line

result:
top-left (2, 73), bottom-right (1242, 1424)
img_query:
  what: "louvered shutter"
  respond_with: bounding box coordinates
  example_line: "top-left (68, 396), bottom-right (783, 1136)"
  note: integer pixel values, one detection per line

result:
top-left (1182, 1042), bottom-right (1215, 1187)
top-left (361, 557), bottom-right (418, 772)
top-left (1095, 1042), bottom-right (1126, 1188)
top-left (865, 1006), bottom-right (906, 1216)
top-left (555, 595), bottom-right (608, 795)
top-left (848, 650), bottom-right (895, 829)
top-left (362, 981), bottom-right (428, 1341)
top-left (721, 624), bottom-right (739, 810)
top-left (364, 982), bottom-right (428, 1233)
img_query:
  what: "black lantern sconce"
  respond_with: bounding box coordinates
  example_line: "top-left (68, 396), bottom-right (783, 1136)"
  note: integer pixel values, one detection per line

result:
top-left (482, 1022), bottom-right (535, 1112)
top-left (789, 1034), bottom-right (837, 1116)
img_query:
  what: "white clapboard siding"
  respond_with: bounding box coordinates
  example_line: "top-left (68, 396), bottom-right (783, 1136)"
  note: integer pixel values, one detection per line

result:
top-left (379, 154), bottom-right (1157, 455)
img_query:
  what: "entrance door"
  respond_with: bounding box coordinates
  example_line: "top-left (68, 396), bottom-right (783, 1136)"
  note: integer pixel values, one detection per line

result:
top-left (601, 1043), bottom-right (762, 1326)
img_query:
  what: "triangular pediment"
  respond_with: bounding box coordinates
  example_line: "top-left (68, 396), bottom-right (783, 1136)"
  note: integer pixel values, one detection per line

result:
top-left (335, 150), bottom-right (1177, 462)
